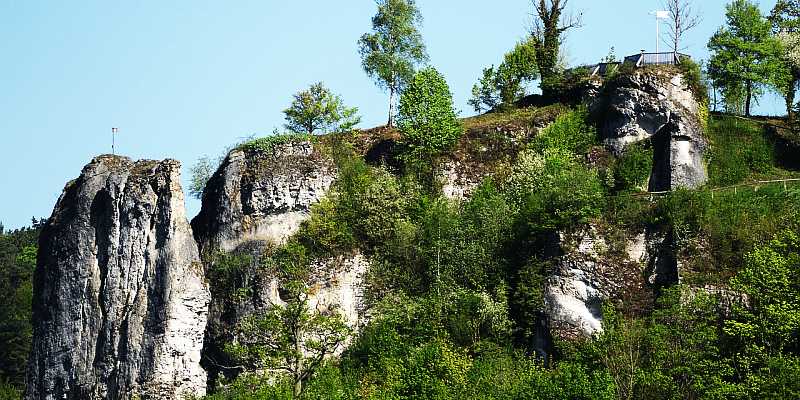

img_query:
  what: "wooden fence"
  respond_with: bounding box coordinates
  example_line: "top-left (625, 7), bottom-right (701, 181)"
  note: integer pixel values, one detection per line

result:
top-left (623, 178), bottom-right (800, 201)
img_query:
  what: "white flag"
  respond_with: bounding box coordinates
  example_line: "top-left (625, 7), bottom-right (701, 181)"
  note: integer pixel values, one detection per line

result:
top-left (655, 10), bottom-right (669, 19)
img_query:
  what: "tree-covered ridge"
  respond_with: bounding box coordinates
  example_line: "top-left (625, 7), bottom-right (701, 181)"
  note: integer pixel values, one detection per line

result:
top-left (199, 102), bottom-right (800, 399)
top-left (0, 219), bottom-right (42, 398)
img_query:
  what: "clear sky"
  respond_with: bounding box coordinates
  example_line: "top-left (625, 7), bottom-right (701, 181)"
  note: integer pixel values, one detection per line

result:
top-left (0, 0), bottom-right (781, 230)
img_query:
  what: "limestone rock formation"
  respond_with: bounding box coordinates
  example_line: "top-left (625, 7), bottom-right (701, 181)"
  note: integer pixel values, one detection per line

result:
top-left (192, 141), bottom-right (335, 253)
top-left (544, 226), bottom-right (660, 341)
top-left (595, 70), bottom-right (707, 191)
top-left (26, 155), bottom-right (209, 400)
top-left (192, 141), bottom-right (366, 383)
top-left (439, 109), bottom-right (563, 200)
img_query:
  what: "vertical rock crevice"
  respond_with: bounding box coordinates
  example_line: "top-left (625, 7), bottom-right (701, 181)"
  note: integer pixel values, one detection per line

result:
top-left (26, 155), bottom-right (209, 400)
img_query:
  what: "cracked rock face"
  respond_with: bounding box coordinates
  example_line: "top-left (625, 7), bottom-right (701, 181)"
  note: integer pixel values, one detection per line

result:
top-left (596, 71), bottom-right (707, 190)
top-left (192, 141), bottom-right (365, 383)
top-left (26, 155), bottom-right (209, 400)
top-left (192, 141), bottom-right (335, 252)
top-left (544, 226), bottom-right (664, 341)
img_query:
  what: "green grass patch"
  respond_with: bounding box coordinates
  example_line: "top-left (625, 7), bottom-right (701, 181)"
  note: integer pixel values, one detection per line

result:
top-left (706, 116), bottom-right (776, 186)
top-left (462, 104), bottom-right (568, 132)
top-left (235, 132), bottom-right (312, 153)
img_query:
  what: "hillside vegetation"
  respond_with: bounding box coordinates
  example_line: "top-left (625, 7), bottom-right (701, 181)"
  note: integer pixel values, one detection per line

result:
top-left (196, 105), bottom-right (800, 399)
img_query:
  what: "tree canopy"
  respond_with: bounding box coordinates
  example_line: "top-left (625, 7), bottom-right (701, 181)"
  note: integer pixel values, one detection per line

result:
top-left (358, 0), bottom-right (428, 127)
top-left (469, 38), bottom-right (539, 113)
top-left (708, 0), bottom-right (784, 116)
top-left (397, 67), bottom-right (462, 159)
top-left (283, 82), bottom-right (360, 135)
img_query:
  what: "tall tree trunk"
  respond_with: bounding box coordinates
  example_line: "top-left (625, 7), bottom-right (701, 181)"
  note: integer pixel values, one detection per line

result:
top-left (294, 334), bottom-right (303, 397)
top-left (388, 85), bottom-right (395, 128)
top-left (745, 80), bottom-right (753, 117)
top-left (786, 77), bottom-right (797, 120)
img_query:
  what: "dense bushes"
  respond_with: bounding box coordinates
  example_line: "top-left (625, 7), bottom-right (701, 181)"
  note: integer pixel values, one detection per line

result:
top-left (507, 148), bottom-right (604, 232)
top-left (530, 107), bottom-right (596, 155)
top-left (0, 220), bottom-right (42, 396)
top-left (613, 141), bottom-right (653, 192)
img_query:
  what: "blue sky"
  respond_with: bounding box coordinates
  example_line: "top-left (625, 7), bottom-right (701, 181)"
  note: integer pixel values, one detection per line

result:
top-left (0, 0), bottom-right (781, 229)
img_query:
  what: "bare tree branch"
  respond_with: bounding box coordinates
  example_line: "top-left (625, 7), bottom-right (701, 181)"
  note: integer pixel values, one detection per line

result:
top-left (663, 0), bottom-right (702, 53)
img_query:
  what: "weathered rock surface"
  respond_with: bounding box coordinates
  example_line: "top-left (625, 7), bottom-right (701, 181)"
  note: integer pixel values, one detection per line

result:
top-left (544, 227), bottom-right (613, 340)
top-left (26, 155), bottom-right (209, 400)
top-left (192, 141), bottom-right (336, 253)
top-left (192, 141), bottom-right (366, 383)
top-left (202, 249), bottom-right (367, 384)
top-left (544, 226), bottom-right (663, 341)
top-left (594, 71), bottom-right (707, 191)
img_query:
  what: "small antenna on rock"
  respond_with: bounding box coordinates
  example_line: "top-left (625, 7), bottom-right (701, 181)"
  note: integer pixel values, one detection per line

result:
top-left (112, 127), bottom-right (119, 155)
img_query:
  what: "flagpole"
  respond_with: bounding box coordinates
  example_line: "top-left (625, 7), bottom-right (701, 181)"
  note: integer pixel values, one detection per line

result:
top-left (656, 14), bottom-right (659, 64)
top-left (112, 127), bottom-right (118, 155)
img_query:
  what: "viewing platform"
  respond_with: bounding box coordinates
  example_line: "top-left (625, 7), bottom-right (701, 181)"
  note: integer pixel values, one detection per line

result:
top-left (589, 51), bottom-right (691, 77)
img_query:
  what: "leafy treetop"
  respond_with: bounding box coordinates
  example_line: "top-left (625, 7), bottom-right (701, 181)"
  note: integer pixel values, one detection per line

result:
top-left (358, 0), bottom-right (428, 127)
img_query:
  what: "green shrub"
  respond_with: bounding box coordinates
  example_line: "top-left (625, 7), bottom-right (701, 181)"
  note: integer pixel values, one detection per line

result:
top-left (398, 67), bottom-right (463, 159)
top-left (202, 373), bottom-right (293, 400)
top-left (531, 107), bottom-right (597, 155)
top-left (614, 141), bottom-right (653, 192)
top-left (507, 148), bottom-right (605, 232)
top-left (206, 252), bottom-right (256, 302)
top-left (235, 132), bottom-right (311, 153)
top-left (647, 186), bottom-right (800, 283)
top-left (677, 57), bottom-right (709, 103)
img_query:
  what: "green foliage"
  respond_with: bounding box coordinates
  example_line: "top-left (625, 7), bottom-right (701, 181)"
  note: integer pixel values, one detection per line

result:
top-left (613, 141), bottom-right (653, 192)
top-left (0, 378), bottom-right (22, 400)
top-left (707, 0), bottom-right (785, 116)
top-left (236, 132), bottom-right (311, 153)
top-left (469, 39), bottom-right (539, 113)
top-left (206, 251), bottom-right (255, 301)
top-left (531, 107), bottom-right (596, 155)
top-left (358, 0), bottom-right (428, 126)
top-left (189, 156), bottom-right (216, 200)
top-left (0, 220), bottom-right (41, 391)
top-left (507, 148), bottom-right (604, 232)
top-left (726, 230), bottom-right (800, 358)
top-left (397, 67), bottom-right (463, 159)
top-left (225, 242), bottom-right (351, 397)
top-left (283, 82), bottom-right (361, 135)
top-left (530, 0), bottom-right (579, 96)
top-left (706, 116), bottom-right (775, 186)
top-left (770, 0), bottom-right (800, 117)
top-left (646, 186), bottom-right (800, 284)
top-left (677, 57), bottom-right (710, 103)
top-left (201, 373), bottom-right (294, 400)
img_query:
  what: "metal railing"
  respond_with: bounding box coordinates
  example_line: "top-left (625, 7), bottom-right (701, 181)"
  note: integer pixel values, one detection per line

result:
top-left (622, 178), bottom-right (800, 201)
top-left (623, 52), bottom-right (690, 67)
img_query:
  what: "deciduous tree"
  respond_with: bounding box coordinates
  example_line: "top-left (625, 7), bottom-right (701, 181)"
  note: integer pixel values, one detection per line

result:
top-left (397, 67), bottom-right (462, 159)
top-left (708, 0), bottom-right (784, 116)
top-left (358, 0), bottom-right (428, 127)
top-left (662, 0), bottom-right (703, 54)
top-left (770, 0), bottom-right (800, 117)
top-left (283, 82), bottom-right (360, 135)
top-left (469, 39), bottom-right (538, 113)
top-left (530, 0), bottom-right (582, 96)
top-left (226, 244), bottom-right (351, 397)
